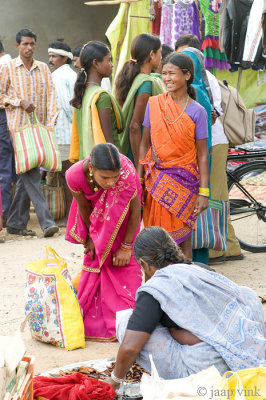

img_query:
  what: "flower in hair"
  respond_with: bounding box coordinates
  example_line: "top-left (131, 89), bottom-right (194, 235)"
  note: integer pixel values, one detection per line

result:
top-left (130, 58), bottom-right (138, 63)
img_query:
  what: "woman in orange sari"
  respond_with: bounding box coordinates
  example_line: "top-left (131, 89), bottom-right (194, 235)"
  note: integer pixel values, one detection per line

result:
top-left (138, 53), bottom-right (209, 259)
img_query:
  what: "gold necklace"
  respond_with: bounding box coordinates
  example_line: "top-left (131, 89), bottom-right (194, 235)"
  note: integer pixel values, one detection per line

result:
top-left (88, 169), bottom-right (99, 192)
top-left (164, 93), bottom-right (189, 125)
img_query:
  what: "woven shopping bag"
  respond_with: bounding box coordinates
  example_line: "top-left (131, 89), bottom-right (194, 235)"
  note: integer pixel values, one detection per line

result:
top-left (10, 111), bottom-right (61, 174)
top-left (192, 199), bottom-right (228, 251)
top-left (25, 246), bottom-right (85, 350)
top-left (42, 175), bottom-right (66, 220)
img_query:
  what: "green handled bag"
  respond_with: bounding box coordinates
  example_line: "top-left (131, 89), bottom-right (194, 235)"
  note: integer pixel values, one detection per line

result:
top-left (10, 111), bottom-right (62, 174)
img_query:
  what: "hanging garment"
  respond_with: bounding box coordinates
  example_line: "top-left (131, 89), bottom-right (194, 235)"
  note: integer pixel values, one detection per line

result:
top-left (218, 0), bottom-right (230, 53)
top-left (171, 0), bottom-right (201, 49)
top-left (151, 0), bottom-right (162, 36)
top-left (200, 0), bottom-right (230, 69)
top-left (242, 0), bottom-right (264, 66)
top-left (223, 0), bottom-right (254, 65)
top-left (160, 2), bottom-right (173, 46)
top-left (106, 1), bottom-right (151, 81)
top-left (263, 0), bottom-right (266, 54)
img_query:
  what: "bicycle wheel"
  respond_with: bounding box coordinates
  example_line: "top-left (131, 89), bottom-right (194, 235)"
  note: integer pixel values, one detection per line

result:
top-left (227, 161), bottom-right (266, 253)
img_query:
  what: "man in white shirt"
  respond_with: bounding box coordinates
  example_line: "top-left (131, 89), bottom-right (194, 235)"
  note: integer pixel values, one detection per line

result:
top-left (48, 41), bottom-right (77, 225)
top-left (0, 41), bottom-right (16, 228)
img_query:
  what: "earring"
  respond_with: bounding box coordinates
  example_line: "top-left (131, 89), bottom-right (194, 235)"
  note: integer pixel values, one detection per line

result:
top-left (89, 168), bottom-right (98, 192)
top-left (89, 169), bottom-right (93, 184)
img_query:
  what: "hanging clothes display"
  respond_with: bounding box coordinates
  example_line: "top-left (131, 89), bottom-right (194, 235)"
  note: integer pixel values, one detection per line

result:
top-left (218, 0), bottom-right (229, 53)
top-left (171, 0), bottom-right (201, 49)
top-left (222, 0), bottom-right (254, 65)
top-left (151, 0), bottom-right (162, 35)
top-left (199, 0), bottom-right (229, 69)
top-left (242, 0), bottom-right (264, 66)
top-left (160, 1), bottom-right (173, 46)
top-left (160, 0), bottom-right (201, 49)
top-left (263, 0), bottom-right (266, 54)
top-left (106, 0), bottom-right (151, 81)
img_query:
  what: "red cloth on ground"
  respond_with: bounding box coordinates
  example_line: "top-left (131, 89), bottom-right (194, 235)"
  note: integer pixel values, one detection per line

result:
top-left (33, 372), bottom-right (116, 400)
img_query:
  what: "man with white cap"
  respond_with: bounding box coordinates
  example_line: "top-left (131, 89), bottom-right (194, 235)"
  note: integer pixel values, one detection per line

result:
top-left (48, 41), bottom-right (76, 225)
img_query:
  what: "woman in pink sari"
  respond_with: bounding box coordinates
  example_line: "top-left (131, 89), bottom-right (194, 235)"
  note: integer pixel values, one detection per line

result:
top-left (65, 143), bottom-right (142, 342)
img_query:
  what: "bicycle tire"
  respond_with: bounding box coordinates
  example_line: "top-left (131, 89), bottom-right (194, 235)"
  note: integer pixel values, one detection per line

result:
top-left (227, 160), bottom-right (266, 253)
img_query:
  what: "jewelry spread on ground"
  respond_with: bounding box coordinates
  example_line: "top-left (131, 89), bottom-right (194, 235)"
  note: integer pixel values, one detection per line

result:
top-left (165, 93), bottom-right (189, 125)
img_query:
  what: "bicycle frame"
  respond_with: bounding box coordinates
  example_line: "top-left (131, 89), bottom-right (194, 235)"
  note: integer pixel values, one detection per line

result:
top-left (227, 160), bottom-right (266, 221)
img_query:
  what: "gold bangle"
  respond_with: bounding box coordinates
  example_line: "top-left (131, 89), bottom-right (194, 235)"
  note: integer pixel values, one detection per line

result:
top-left (139, 177), bottom-right (144, 183)
top-left (199, 187), bottom-right (209, 196)
top-left (120, 245), bottom-right (132, 252)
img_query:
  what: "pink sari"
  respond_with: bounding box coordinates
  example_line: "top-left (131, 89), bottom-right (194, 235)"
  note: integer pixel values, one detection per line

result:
top-left (65, 155), bottom-right (142, 342)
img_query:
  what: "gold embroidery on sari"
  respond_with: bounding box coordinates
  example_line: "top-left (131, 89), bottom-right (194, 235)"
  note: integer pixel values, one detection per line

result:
top-left (69, 210), bottom-right (86, 244)
top-left (99, 189), bottom-right (137, 268)
top-left (82, 265), bottom-right (100, 273)
top-left (85, 334), bottom-right (117, 342)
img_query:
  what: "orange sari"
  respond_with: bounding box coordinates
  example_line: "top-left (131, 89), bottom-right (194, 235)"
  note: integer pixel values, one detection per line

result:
top-left (142, 92), bottom-right (200, 244)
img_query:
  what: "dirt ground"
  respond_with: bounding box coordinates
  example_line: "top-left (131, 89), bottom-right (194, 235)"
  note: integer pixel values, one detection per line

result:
top-left (1, 213), bottom-right (266, 375)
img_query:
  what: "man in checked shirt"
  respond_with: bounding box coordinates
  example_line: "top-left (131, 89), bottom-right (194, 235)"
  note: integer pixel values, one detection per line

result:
top-left (0, 28), bottom-right (60, 237)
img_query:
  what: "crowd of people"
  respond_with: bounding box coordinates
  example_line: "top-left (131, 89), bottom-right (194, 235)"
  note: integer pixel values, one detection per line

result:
top-left (1, 27), bottom-right (265, 391)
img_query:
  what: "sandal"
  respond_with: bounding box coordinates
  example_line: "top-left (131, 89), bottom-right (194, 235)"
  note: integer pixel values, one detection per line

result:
top-left (6, 227), bottom-right (36, 236)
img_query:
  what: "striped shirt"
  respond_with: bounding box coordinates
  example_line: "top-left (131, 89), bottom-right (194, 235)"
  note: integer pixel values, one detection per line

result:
top-left (52, 64), bottom-right (76, 145)
top-left (0, 56), bottom-right (59, 131)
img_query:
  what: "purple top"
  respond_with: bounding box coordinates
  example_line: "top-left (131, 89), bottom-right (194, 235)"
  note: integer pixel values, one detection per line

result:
top-left (143, 100), bottom-right (208, 141)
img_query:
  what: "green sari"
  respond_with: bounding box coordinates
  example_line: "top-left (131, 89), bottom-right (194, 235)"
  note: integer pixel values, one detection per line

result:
top-left (114, 73), bottom-right (165, 159)
top-left (70, 86), bottom-right (124, 162)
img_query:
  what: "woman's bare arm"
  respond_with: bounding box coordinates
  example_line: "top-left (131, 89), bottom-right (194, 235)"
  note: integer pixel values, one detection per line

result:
top-left (129, 93), bottom-right (150, 165)
top-left (136, 126), bottom-right (151, 176)
top-left (195, 138), bottom-right (209, 215)
top-left (70, 191), bottom-right (95, 259)
top-left (109, 330), bottom-right (150, 389)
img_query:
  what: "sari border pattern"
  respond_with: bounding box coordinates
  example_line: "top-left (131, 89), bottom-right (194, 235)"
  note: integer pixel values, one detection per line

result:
top-left (85, 334), bottom-right (117, 342)
top-left (82, 266), bottom-right (100, 273)
top-left (99, 189), bottom-right (138, 268)
top-left (69, 210), bottom-right (86, 244)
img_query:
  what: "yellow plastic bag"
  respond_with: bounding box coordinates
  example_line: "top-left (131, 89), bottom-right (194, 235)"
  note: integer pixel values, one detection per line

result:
top-left (25, 246), bottom-right (85, 350)
top-left (219, 366), bottom-right (266, 399)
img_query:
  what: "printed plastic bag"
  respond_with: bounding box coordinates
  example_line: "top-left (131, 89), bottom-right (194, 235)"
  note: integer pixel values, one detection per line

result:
top-left (140, 354), bottom-right (222, 400)
top-left (25, 246), bottom-right (85, 351)
top-left (219, 366), bottom-right (266, 400)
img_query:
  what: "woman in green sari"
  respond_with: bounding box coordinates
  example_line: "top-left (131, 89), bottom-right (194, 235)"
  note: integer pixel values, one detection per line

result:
top-left (115, 34), bottom-right (165, 166)
top-left (69, 41), bottom-right (123, 162)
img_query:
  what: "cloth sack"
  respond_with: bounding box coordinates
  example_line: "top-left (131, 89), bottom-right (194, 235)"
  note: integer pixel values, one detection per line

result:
top-left (10, 112), bottom-right (62, 174)
top-left (219, 366), bottom-right (266, 399)
top-left (218, 80), bottom-right (256, 147)
top-left (42, 175), bottom-right (66, 220)
top-left (192, 199), bottom-right (228, 251)
top-left (140, 354), bottom-right (222, 400)
top-left (25, 247), bottom-right (85, 351)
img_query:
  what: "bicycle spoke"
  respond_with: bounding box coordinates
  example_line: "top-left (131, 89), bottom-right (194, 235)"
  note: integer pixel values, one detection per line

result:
top-left (228, 162), bottom-right (266, 252)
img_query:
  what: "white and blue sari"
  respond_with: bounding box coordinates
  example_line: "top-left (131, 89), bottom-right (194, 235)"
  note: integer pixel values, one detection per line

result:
top-left (116, 264), bottom-right (266, 379)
